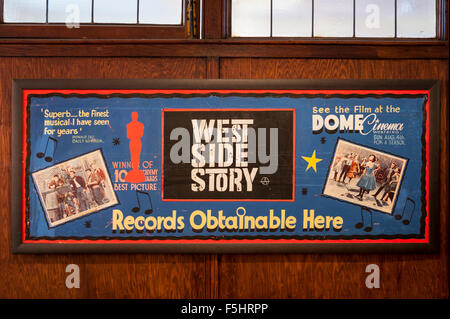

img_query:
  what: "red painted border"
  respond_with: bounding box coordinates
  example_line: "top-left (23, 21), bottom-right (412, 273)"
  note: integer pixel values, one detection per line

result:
top-left (22, 89), bottom-right (430, 245)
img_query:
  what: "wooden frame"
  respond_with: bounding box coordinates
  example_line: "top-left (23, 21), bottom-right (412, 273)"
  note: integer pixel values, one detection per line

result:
top-left (225, 0), bottom-right (449, 41)
top-left (0, 0), bottom-right (189, 39)
top-left (0, 0), bottom-right (447, 41)
top-left (0, 0), bottom-right (447, 58)
top-left (11, 79), bottom-right (440, 254)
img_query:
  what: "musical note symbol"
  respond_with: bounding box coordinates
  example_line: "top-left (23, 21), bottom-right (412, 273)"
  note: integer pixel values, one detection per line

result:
top-left (394, 197), bottom-right (415, 225)
top-left (132, 190), bottom-right (153, 214)
top-left (355, 207), bottom-right (373, 232)
top-left (36, 137), bottom-right (57, 162)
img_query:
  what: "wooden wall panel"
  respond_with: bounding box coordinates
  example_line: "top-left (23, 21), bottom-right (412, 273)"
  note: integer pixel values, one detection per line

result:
top-left (0, 56), bottom-right (447, 299)
top-left (218, 58), bottom-right (449, 299)
top-left (0, 57), bottom-right (208, 299)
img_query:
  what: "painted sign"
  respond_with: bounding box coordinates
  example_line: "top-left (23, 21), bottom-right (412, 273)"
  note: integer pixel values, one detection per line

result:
top-left (11, 80), bottom-right (440, 253)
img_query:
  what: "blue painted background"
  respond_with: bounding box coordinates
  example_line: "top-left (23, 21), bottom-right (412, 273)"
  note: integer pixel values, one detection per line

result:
top-left (27, 93), bottom-right (426, 239)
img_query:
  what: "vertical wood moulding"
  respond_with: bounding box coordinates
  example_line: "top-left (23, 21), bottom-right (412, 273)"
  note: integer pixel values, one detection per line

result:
top-left (205, 56), bottom-right (220, 298)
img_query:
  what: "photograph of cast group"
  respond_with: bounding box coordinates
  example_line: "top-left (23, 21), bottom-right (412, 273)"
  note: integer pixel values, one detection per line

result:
top-left (323, 139), bottom-right (408, 214)
top-left (32, 150), bottom-right (118, 227)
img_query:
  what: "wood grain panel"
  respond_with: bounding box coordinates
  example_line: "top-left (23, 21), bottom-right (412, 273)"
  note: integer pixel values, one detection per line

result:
top-left (0, 57), bottom-right (208, 299)
top-left (218, 58), bottom-right (449, 298)
top-left (205, 57), bottom-right (220, 299)
top-left (0, 42), bottom-right (447, 59)
top-left (0, 56), bottom-right (447, 299)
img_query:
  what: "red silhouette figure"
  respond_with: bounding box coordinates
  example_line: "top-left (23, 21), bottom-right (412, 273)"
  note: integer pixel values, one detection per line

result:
top-left (125, 112), bottom-right (146, 183)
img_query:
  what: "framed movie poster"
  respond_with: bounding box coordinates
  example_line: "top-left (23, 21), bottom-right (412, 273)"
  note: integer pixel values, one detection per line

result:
top-left (11, 79), bottom-right (440, 253)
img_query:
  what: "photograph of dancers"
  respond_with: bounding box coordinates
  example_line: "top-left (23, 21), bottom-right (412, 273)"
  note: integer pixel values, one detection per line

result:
top-left (32, 149), bottom-right (118, 227)
top-left (323, 139), bottom-right (408, 214)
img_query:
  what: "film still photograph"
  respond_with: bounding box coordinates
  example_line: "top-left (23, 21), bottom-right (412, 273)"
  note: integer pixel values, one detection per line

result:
top-left (32, 149), bottom-right (118, 227)
top-left (323, 139), bottom-right (408, 214)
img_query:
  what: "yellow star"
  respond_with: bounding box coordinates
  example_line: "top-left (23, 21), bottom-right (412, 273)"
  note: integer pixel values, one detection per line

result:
top-left (301, 150), bottom-right (323, 173)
